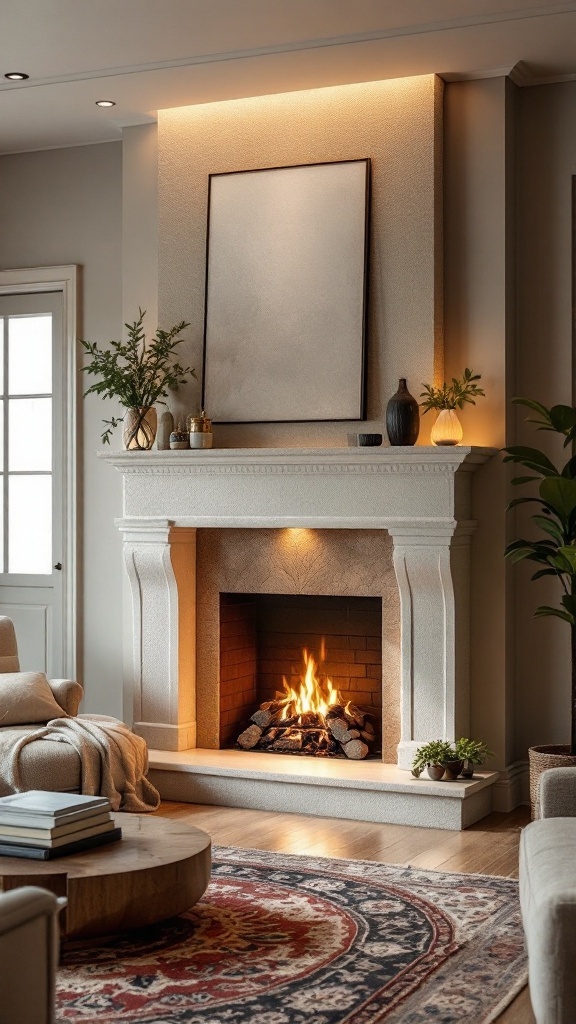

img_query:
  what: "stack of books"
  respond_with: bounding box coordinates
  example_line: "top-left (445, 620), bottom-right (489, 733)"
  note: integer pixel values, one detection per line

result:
top-left (0, 791), bottom-right (122, 859)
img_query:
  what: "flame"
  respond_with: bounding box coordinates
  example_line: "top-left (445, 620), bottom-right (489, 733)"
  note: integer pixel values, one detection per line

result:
top-left (280, 647), bottom-right (340, 720)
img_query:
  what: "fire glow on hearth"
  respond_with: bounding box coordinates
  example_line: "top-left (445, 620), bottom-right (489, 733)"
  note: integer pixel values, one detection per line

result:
top-left (236, 645), bottom-right (376, 759)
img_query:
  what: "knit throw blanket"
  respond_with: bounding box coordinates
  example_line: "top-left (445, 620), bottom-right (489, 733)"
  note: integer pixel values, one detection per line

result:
top-left (6, 715), bottom-right (160, 811)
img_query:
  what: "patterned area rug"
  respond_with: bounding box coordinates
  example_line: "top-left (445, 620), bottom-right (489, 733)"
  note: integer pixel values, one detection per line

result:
top-left (56, 846), bottom-right (527, 1024)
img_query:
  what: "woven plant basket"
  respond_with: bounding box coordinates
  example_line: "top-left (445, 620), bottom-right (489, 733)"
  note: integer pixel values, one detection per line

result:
top-left (528, 745), bottom-right (576, 819)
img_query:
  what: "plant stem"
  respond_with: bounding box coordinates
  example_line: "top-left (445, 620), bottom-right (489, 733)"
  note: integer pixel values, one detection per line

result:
top-left (572, 618), bottom-right (576, 755)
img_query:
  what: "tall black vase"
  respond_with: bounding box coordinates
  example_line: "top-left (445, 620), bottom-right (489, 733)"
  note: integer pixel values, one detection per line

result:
top-left (386, 379), bottom-right (420, 446)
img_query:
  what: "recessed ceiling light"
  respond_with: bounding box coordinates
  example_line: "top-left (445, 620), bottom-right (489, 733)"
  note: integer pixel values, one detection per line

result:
top-left (95, 99), bottom-right (115, 108)
top-left (5, 72), bottom-right (29, 81)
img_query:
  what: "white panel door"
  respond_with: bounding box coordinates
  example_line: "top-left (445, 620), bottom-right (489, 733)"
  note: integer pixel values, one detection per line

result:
top-left (0, 293), bottom-right (65, 675)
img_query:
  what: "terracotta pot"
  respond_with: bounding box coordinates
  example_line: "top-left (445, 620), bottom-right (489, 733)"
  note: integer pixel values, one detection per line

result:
top-left (123, 407), bottom-right (157, 451)
top-left (528, 744), bottom-right (576, 819)
top-left (426, 763), bottom-right (445, 781)
top-left (443, 759), bottom-right (464, 781)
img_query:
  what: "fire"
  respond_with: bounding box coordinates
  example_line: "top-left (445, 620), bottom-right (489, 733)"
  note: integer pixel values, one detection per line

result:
top-left (279, 647), bottom-right (341, 720)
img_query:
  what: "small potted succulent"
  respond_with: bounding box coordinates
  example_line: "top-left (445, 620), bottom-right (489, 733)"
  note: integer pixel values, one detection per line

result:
top-left (454, 738), bottom-right (494, 779)
top-left (420, 368), bottom-right (485, 445)
top-left (411, 740), bottom-right (459, 781)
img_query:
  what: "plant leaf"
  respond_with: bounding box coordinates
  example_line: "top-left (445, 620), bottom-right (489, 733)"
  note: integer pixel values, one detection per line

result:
top-left (534, 606), bottom-right (574, 623)
top-left (539, 477), bottom-right (576, 520)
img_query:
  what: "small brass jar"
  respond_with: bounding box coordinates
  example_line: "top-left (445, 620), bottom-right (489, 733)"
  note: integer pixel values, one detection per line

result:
top-left (187, 411), bottom-right (213, 449)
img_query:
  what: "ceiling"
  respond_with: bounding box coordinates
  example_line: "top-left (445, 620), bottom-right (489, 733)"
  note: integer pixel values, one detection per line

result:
top-left (1, 0), bottom-right (575, 155)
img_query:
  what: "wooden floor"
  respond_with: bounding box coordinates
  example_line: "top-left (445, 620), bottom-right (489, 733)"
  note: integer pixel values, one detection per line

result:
top-left (157, 800), bottom-right (534, 1023)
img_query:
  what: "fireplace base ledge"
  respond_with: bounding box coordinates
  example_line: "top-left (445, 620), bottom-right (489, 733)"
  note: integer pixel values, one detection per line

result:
top-left (148, 749), bottom-right (499, 830)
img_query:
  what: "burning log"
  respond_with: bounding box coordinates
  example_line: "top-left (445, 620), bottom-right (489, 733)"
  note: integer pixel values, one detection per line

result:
top-left (273, 732), bottom-right (303, 751)
top-left (344, 739), bottom-right (369, 760)
top-left (237, 724), bottom-right (263, 750)
top-left (235, 644), bottom-right (379, 760)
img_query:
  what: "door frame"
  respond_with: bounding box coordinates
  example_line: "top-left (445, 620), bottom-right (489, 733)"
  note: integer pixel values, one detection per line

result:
top-left (0, 266), bottom-right (78, 677)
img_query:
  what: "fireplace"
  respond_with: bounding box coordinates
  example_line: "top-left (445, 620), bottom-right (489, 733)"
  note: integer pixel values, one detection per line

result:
top-left (102, 445), bottom-right (500, 828)
top-left (219, 593), bottom-right (382, 757)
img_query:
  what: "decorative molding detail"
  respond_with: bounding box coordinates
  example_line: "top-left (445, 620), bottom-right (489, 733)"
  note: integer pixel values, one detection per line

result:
top-left (121, 523), bottom-right (197, 751)
top-left (100, 446), bottom-right (495, 477)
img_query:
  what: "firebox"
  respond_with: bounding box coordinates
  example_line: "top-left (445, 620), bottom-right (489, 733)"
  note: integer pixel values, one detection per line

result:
top-left (219, 593), bottom-right (382, 758)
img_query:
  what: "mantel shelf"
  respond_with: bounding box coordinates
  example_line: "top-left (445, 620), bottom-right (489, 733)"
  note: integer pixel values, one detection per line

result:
top-left (99, 445), bottom-right (496, 475)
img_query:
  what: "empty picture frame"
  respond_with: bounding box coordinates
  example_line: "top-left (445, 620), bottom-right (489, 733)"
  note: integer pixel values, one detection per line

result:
top-left (202, 159), bottom-right (370, 423)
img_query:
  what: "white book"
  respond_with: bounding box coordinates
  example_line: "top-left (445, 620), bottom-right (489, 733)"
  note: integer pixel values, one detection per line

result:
top-left (0, 810), bottom-right (112, 840)
top-left (0, 818), bottom-right (115, 849)
top-left (0, 791), bottom-right (111, 827)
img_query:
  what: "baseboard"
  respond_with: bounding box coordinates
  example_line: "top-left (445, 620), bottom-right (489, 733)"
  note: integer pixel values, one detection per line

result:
top-left (491, 761), bottom-right (529, 812)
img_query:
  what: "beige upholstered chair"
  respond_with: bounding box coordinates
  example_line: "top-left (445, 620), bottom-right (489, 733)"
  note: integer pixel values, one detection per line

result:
top-left (0, 886), bottom-right (65, 1024)
top-left (0, 616), bottom-right (84, 795)
top-left (520, 767), bottom-right (576, 1024)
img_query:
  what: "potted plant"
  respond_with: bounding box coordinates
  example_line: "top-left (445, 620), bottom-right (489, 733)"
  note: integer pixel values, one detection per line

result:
top-left (454, 738), bottom-right (494, 779)
top-left (80, 310), bottom-right (195, 449)
top-left (420, 368), bottom-right (485, 446)
top-left (503, 398), bottom-right (576, 815)
top-left (411, 740), bottom-right (459, 781)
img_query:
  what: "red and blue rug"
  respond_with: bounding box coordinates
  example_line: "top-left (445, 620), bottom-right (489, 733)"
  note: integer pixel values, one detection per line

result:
top-left (56, 846), bottom-right (527, 1024)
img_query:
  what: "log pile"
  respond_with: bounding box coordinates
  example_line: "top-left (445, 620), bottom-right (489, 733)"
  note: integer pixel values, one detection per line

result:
top-left (237, 699), bottom-right (376, 759)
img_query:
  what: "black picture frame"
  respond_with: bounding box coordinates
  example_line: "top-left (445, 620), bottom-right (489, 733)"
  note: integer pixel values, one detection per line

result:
top-left (202, 158), bottom-right (371, 424)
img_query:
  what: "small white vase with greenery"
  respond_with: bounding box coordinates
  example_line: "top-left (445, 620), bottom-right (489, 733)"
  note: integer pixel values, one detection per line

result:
top-left (80, 310), bottom-right (195, 449)
top-left (420, 368), bottom-right (485, 446)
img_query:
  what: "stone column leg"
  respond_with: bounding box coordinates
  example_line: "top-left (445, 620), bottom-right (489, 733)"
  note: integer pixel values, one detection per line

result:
top-left (119, 519), bottom-right (196, 751)
top-left (388, 523), bottom-right (474, 770)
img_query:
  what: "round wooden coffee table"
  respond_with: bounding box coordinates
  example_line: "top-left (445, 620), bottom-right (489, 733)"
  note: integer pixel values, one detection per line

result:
top-left (0, 814), bottom-right (211, 939)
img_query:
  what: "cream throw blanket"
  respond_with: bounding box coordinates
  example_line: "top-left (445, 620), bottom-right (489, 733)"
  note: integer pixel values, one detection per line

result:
top-left (6, 715), bottom-right (160, 811)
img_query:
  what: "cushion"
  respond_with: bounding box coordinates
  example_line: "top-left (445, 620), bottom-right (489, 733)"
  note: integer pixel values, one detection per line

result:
top-left (0, 672), bottom-right (67, 726)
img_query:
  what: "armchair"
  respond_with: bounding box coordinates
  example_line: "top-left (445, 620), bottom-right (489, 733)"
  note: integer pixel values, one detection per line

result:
top-left (0, 886), bottom-right (66, 1024)
top-left (520, 767), bottom-right (576, 1024)
top-left (0, 616), bottom-right (84, 795)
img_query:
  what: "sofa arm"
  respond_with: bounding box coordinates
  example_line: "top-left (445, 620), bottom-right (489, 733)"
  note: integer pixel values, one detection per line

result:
top-left (0, 887), bottom-right (66, 1024)
top-left (48, 678), bottom-right (83, 716)
top-left (540, 767), bottom-right (576, 818)
top-left (0, 886), bottom-right (64, 935)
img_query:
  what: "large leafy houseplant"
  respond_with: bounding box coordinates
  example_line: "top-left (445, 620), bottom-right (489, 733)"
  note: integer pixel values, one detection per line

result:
top-left (80, 310), bottom-right (195, 447)
top-left (503, 398), bottom-right (576, 755)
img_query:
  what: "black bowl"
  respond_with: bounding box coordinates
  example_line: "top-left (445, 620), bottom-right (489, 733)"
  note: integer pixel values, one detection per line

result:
top-left (357, 433), bottom-right (383, 447)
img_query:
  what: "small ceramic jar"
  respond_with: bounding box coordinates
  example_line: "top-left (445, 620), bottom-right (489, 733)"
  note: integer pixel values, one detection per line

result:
top-left (188, 411), bottom-right (213, 449)
top-left (169, 426), bottom-right (189, 450)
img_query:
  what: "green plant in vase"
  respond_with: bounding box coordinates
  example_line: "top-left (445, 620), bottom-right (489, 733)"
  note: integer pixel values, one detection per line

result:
top-left (80, 309), bottom-right (195, 449)
top-left (420, 368), bottom-right (485, 446)
top-left (454, 738), bottom-right (494, 778)
top-left (503, 398), bottom-right (576, 813)
top-left (411, 740), bottom-right (457, 781)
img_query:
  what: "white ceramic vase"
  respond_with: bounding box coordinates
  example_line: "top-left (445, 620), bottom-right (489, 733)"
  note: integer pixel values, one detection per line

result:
top-left (430, 409), bottom-right (463, 446)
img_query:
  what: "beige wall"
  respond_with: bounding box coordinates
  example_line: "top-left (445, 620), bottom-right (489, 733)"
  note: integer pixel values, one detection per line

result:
top-left (514, 82), bottom-right (576, 759)
top-left (157, 76), bottom-right (443, 445)
top-left (0, 142), bottom-right (124, 717)
top-left (444, 77), bottom-right (517, 769)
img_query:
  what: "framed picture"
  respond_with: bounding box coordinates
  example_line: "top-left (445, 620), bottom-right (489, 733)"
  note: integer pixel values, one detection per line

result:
top-left (202, 159), bottom-right (370, 423)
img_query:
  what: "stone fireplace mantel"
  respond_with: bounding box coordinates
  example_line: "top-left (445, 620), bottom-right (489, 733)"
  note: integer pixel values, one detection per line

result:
top-left (101, 445), bottom-right (494, 776)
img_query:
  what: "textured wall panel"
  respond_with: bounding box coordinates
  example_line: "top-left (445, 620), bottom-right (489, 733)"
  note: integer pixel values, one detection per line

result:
top-left (157, 76), bottom-right (442, 445)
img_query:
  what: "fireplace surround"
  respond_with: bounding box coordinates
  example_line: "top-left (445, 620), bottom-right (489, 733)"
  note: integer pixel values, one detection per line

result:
top-left (102, 444), bottom-right (497, 828)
